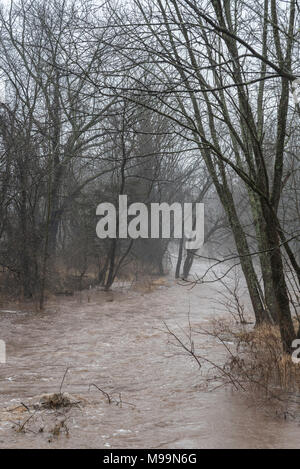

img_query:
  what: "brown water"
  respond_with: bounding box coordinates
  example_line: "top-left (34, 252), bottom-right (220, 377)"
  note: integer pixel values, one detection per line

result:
top-left (0, 260), bottom-right (299, 449)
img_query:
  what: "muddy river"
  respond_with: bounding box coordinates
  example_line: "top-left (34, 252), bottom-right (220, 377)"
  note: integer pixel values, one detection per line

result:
top-left (0, 260), bottom-right (299, 448)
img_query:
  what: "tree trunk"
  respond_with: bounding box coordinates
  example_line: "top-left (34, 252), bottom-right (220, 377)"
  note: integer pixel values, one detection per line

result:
top-left (248, 191), bottom-right (278, 323)
top-left (104, 239), bottom-right (117, 291)
top-left (263, 203), bottom-right (296, 353)
top-left (182, 250), bottom-right (196, 279)
top-left (218, 186), bottom-right (267, 324)
top-left (175, 237), bottom-right (184, 279)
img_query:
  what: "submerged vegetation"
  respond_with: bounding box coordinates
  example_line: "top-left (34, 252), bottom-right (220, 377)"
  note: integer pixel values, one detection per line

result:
top-left (0, 0), bottom-right (299, 449)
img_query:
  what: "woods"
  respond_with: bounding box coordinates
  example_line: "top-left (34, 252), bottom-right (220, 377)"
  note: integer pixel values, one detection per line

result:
top-left (0, 0), bottom-right (299, 351)
top-left (0, 0), bottom-right (300, 452)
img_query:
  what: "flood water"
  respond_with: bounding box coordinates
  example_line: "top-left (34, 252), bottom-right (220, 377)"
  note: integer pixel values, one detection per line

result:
top-left (0, 259), bottom-right (299, 449)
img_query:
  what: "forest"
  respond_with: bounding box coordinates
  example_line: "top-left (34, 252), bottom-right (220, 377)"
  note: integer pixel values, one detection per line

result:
top-left (0, 0), bottom-right (299, 450)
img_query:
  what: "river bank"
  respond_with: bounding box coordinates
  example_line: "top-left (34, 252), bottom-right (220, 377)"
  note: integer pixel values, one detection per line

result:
top-left (0, 261), bottom-right (299, 448)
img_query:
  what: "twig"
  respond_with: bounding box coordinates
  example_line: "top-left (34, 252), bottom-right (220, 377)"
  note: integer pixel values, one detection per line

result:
top-left (89, 383), bottom-right (112, 404)
top-left (59, 367), bottom-right (70, 395)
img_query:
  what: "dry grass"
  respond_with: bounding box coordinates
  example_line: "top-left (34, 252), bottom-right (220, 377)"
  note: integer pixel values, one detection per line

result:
top-left (0, 257), bottom-right (168, 303)
top-left (166, 316), bottom-right (300, 417)
top-left (211, 320), bottom-right (300, 401)
top-left (37, 393), bottom-right (82, 410)
top-left (133, 275), bottom-right (169, 294)
top-left (7, 391), bottom-right (86, 440)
